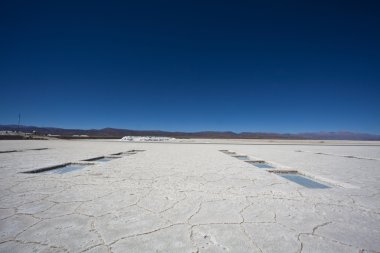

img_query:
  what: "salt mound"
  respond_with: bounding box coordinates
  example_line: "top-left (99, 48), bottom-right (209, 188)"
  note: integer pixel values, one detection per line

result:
top-left (120, 136), bottom-right (176, 142)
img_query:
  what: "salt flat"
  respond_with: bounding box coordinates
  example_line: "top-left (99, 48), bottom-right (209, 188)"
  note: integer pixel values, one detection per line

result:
top-left (0, 139), bottom-right (379, 253)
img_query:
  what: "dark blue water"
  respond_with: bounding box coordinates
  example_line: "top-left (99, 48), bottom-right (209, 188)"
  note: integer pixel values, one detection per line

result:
top-left (279, 173), bottom-right (330, 189)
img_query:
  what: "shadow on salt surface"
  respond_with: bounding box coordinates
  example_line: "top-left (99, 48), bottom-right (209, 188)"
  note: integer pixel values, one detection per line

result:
top-left (272, 171), bottom-right (330, 189)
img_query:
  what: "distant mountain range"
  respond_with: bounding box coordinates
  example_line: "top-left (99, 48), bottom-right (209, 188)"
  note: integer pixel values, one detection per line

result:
top-left (1, 124), bottom-right (380, 140)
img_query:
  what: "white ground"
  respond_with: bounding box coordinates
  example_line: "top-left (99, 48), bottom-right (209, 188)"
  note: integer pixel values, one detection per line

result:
top-left (0, 139), bottom-right (379, 253)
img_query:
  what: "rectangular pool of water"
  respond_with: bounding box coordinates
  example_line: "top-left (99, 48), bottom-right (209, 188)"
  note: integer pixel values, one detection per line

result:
top-left (23, 163), bottom-right (91, 174)
top-left (96, 157), bottom-right (120, 162)
top-left (44, 164), bottom-right (88, 174)
top-left (233, 155), bottom-right (250, 161)
top-left (0, 150), bottom-right (17, 153)
top-left (84, 156), bottom-right (120, 162)
top-left (275, 172), bottom-right (330, 189)
top-left (124, 151), bottom-right (137, 154)
top-left (254, 163), bottom-right (274, 168)
top-left (122, 150), bottom-right (145, 155)
top-left (245, 160), bottom-right (273, 168)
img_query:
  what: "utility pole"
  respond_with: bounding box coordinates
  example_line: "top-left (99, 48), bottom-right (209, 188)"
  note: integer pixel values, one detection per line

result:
top-left (17, 113), bottom-right (21, 132)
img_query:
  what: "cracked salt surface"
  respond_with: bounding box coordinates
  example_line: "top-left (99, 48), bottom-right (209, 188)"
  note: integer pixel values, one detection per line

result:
top-left (1, 139), bottom-right (380, 252)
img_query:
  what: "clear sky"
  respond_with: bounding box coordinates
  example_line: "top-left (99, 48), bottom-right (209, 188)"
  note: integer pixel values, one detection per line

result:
top-left (0, 1), bottom-right (379, 133)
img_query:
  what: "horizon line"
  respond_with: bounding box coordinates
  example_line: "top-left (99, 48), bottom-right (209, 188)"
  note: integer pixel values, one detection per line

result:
top-left (1, 123), bottom-right (380, 136)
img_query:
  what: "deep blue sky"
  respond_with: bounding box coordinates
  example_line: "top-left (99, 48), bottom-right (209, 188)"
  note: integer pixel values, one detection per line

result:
top-left (1, 1), bottom-right (379, 133)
